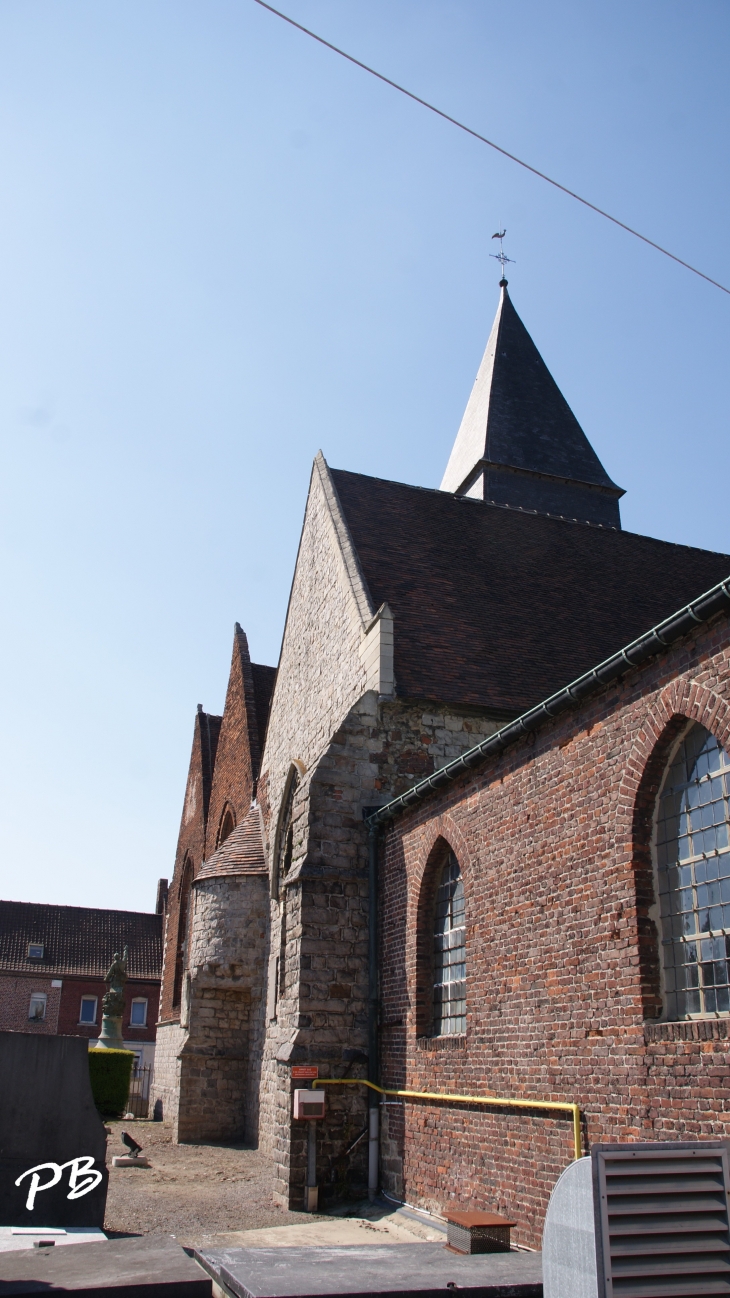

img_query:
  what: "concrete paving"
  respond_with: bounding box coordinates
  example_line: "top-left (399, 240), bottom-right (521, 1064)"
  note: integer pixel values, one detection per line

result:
top-left (0, 1234), bottom-right (212, 1296)
top-left (191, 1211), bottom-right (444, 1251)
top-left (195, 1242), bottom-right (543, 1298)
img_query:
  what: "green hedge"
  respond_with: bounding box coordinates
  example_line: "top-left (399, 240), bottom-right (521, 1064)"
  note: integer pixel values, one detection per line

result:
top-left (88, 1048), bottom-right (135, 1117)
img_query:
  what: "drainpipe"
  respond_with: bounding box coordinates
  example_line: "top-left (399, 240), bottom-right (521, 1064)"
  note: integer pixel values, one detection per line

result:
top-left (305, 1120), bottom-right (318, 1213)
top-left (367, 818), bottom-right (380, 1202)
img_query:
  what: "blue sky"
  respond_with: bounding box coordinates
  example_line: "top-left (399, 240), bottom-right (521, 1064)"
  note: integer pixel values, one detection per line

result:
top-left (0, 1), bottom-right (728, 911)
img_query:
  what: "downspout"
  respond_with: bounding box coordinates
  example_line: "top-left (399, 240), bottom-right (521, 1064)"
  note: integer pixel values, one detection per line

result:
top-left (367, 817), bottom-right (380, 1202)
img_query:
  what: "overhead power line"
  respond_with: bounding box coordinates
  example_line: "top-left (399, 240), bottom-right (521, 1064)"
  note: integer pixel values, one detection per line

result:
top-left (253, 0), bottom-right (730, 298)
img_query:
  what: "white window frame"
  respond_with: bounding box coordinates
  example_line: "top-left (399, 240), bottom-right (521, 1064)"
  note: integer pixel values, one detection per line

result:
top-left (432, 852), bottom-right (466, 1037)
top-left (653, 721), bottom-right (730, 1020)
top-left (79, 995), bottom-right (98, 1025)
top-left (28, 992), bottom-right (47, 1021)
top-left (27, 943), bottom-right (44, 959)
top-left (129, 997), bottom-right (148, 1027)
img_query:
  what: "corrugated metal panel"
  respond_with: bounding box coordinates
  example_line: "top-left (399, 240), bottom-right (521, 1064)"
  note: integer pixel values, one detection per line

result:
top-left (593, 1141), bottom-right (730, 1298)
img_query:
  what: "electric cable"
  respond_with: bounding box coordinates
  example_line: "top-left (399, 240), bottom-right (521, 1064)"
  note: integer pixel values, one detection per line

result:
top-left (252, 0), bottom-right (730, 298)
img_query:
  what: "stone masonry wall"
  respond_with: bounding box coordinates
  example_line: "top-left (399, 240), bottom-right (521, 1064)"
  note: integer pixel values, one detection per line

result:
top-left (256, 459), bottom-right (375, 1189)
top-left (379, 611), bottom-right (730, 1249)
top-left (261, 692), bottom-right (501, 1201)
top-left (255, 458), bottom-right (503, 1203)
top-left (174, 873), bottom-right (269, 1143)
top-left (150, 1021), bottom-right (187, 1124)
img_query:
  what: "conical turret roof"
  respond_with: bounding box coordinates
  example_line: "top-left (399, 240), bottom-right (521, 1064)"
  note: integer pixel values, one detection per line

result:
top-left (441, 284), bottom-right (624, 527)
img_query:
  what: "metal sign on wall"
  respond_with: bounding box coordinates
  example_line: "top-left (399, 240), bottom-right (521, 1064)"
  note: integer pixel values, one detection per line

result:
top-left (290, 1066), bottom-right (318, 1081)
top-left (0, 1033), bottom-right (108, 1227)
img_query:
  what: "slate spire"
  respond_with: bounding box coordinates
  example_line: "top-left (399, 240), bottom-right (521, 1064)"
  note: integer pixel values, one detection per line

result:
top-left (441, 283), bottom-right (624, 527)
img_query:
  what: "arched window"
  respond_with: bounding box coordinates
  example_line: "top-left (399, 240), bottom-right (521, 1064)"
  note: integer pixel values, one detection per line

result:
top-left (432, 852), bottom-right (466, 1036)
top-left (217, 806), bottom-right (236, 848)
top-left (172, 856), bottom-right (193, 1010)
top-left (655, 722), bottom-right (730, 1019)
top-left (277, 770), bottom-right (299, 884)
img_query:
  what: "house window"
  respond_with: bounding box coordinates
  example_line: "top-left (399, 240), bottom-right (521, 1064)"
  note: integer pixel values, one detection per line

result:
top-left (433, 852), bottom-right (466, 1036)
top-left (28, 993), bottom-right (47, 1021)
top-left (655, 722), bottom-right (730, 1018)
top-left (79, 996), bottom-right (97, 1024)
top-left (27, 943), bottom-right (44, 959)
top-left (130, 998), bottom-right (148, 1027)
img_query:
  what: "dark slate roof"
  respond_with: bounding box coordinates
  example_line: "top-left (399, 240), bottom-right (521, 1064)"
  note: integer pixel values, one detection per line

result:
top-left (441, 288), bottom-right (623, 525)
top-left (251, 664), bottom-right (277, 756)
top-left (195, 805), bottom-right (267, 880)
top-left (332, 467), bottom-right (730, 715)
top-left (485, 288), bottom-right (621, 490)
top-left (0, 901), bottom-right (163, 979)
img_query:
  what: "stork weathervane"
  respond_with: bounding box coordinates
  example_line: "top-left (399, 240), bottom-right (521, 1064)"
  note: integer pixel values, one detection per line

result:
top-left (490, 229), bottom-right (514, 285)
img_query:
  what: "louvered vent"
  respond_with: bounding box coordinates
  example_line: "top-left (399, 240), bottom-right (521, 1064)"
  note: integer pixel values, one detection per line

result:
top-left (593, 1141), bottom-right (730, 1298)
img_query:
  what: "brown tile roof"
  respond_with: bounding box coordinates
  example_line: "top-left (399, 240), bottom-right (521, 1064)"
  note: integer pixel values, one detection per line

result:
top-left (0, 901), bottom-right (162, 979)
top-left (195, 804), bottom-right (267, 881)
top-left (331, 468), bottom-right (730, 715)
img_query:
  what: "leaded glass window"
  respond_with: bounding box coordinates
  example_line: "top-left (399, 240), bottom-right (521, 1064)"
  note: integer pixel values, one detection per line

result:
top-left (433, 853), bottom-right (466, 1036)
top-left (656, 723), bottom-right (730, 1019)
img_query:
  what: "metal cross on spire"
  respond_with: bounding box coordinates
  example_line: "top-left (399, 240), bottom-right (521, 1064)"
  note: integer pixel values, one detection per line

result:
top-left (490, 229), bottom-right (514, 285)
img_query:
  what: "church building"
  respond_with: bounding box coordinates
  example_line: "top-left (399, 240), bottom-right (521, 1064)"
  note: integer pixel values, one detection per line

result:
top-left (152, 281), bottom-right (730, 1244)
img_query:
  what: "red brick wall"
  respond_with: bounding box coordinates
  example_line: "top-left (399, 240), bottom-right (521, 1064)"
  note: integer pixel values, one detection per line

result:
top-left (159, 625), bottom-right (267, 1023)
top-left (0, 974), bottom-right (61, 1032)
top-left (56, 978), bottom-right (159, 1041)
top-left (0, 974), bottom-right (160, 1041)
top-left (203, 625), bottom-right (260, 858)
top-left (379, 612), bottom-right (730, 1248)
top-left (159, 709), bottom-right (220, 1021)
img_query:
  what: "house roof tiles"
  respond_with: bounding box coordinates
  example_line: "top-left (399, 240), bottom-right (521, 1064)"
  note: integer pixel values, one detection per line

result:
top-left (0, 901), bottom-right (163, 979)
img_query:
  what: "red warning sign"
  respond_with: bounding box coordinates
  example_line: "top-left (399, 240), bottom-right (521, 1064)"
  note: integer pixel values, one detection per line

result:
top-left (291, 1065), bottom-right (319, 1081)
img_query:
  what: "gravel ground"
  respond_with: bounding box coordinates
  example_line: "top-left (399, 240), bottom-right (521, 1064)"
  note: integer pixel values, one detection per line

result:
top-left (103, 1120), bottom-right (328, 1243)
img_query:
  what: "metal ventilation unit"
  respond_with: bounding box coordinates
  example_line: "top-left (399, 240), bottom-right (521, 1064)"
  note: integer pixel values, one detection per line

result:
top-left (594, 1141), bottom-right (730, 1298)
top-left (543, 1140), bottom-right (730, 1298)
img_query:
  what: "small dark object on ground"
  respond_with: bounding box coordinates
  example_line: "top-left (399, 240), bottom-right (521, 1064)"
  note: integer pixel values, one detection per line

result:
top-left (121, 1130), bottom-right (143, 1158)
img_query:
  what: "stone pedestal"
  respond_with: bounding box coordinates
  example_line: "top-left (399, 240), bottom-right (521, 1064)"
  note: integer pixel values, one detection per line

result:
top-left (95, 1016), bottom-right (125, 1049)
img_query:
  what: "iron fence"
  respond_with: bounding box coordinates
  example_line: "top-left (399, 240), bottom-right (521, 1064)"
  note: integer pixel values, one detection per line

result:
top-left (127, 1063), bottom-right (152, 1118)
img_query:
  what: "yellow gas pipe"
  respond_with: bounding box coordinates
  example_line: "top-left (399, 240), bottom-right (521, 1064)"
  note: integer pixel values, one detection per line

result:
top-left (313, 1077), bottom-right (582, 1162)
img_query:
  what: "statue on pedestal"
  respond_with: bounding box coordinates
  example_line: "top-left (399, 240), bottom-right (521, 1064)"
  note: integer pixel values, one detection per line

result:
top-left (95, 945), bottom-right (128, 1049)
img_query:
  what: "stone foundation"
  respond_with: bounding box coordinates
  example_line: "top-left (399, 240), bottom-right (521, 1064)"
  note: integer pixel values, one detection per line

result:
top-left (149, 1020), bottom-right (187, 1125)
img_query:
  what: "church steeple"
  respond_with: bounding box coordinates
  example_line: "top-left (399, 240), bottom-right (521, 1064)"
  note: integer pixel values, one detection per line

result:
top-left (441, 283), bottom-right (624, 528)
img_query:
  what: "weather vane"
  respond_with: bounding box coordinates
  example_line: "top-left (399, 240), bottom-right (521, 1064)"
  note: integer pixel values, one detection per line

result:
top-left (490, 229), bottom-right (514, 284)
